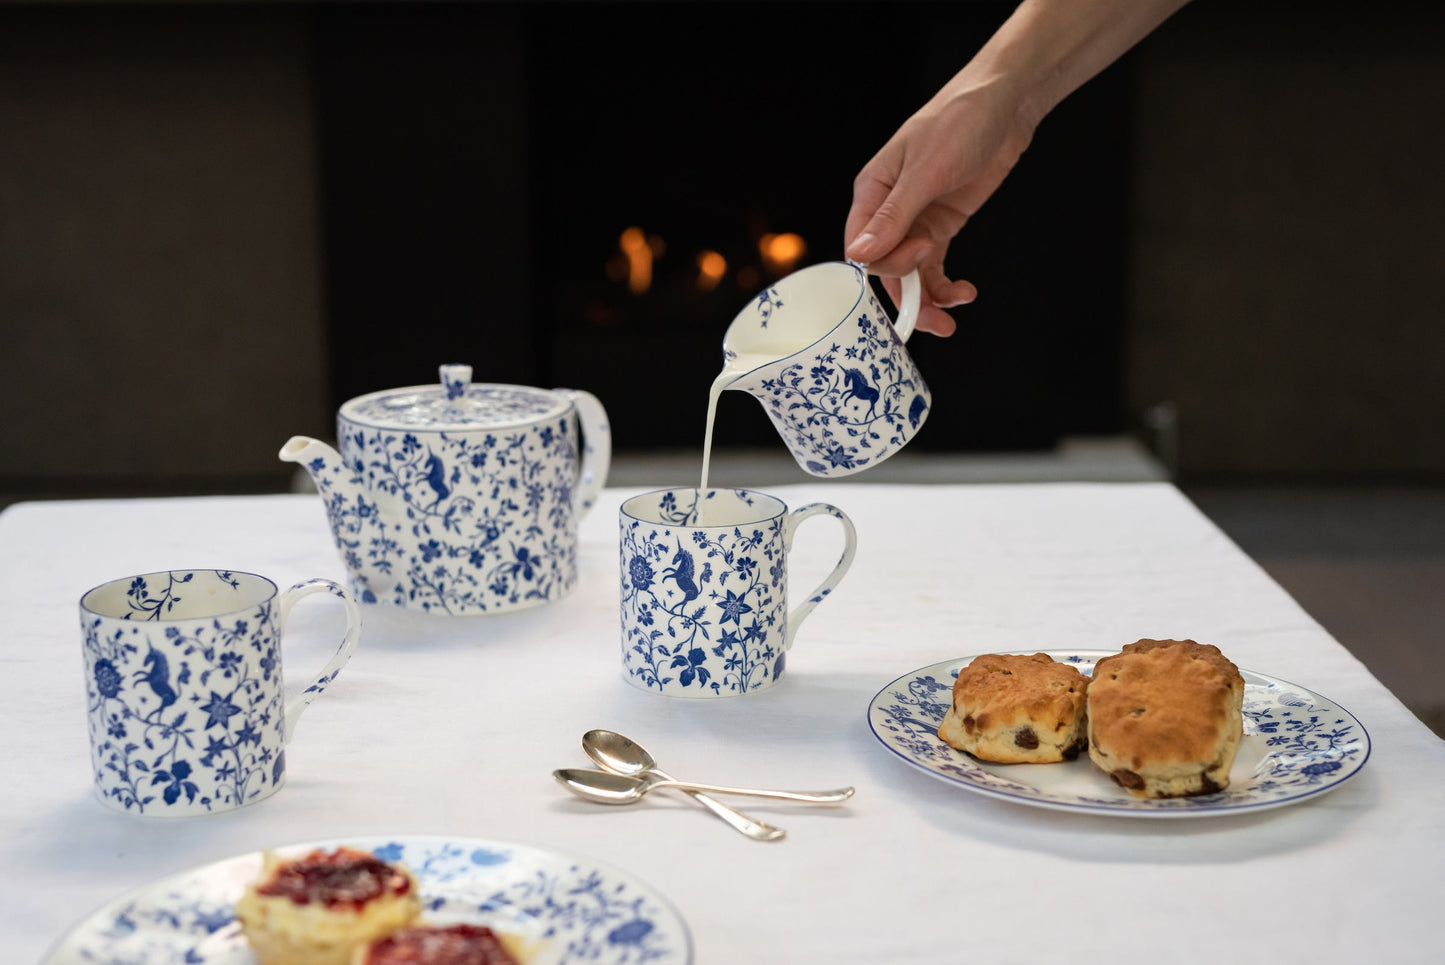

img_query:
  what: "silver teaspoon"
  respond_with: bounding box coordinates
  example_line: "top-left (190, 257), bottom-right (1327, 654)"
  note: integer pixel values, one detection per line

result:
top-left (554, 768), bottom-right (855, 806)
top-left (582, 729), bottom-right (785, 842)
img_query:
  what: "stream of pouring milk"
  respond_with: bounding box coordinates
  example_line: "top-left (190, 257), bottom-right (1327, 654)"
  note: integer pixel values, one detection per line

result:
top-left (698, 349), bottom-right (796, 519)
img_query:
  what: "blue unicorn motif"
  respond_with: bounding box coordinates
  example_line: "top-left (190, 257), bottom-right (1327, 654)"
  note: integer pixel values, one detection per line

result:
top-left (661, 542), bottom-right (700, 604)
top-left (422, 448), bottom-right (450, 508)
top-left (134, 646), bottom-right (178, 712)
top-left (840, 366), bottom-right (880, 418)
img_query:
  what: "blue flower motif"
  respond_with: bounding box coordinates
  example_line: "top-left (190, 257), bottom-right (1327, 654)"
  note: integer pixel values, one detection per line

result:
top-left (510, 547), bottom-right (537, 581)
top-left (420, 539), bottom-right (443, 563)
top-left (192, 906), bottom-right (234, 934)
top-left (608, 919), bottom-right (654, 945)
top-left (154, 760), bottom-right (198, 806)
top-left (94, 658), bottom-right (123, 699)
top-left (1302, 760), bottom-right (1342, 777)
top-left (716, 589), bottom-right (752, 625)
top-left (199, 692), bottom-right (242, 729)
top-left (372, 842), bottom-right (405, 862)
top-left (629, 555), bottom-right (654, 591)
top-left (469, 848), bottom-right (509, 866)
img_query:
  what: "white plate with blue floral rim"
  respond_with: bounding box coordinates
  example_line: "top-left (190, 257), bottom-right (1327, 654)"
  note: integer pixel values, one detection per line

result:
top-left (868, 650), bottom-right (1371, 817)
top-left (44, 835), bottom-right (693, 964)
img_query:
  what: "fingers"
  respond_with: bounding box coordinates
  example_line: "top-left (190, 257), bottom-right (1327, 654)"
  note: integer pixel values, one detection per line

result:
top-left (922, 263), bottom-right (977, 309)
top-left (915, 306), bottom-right (958, 337)
top-left (878, 268), bottom-right (971, 339)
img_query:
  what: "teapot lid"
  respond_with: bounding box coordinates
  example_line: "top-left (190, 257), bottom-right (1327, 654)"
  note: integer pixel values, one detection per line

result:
top-left (339, 364), bottom-right (569, 430)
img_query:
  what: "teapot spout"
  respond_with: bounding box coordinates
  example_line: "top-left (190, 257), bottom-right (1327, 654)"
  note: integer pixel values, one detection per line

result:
top-left (279, 435), bottom-right (348, 486)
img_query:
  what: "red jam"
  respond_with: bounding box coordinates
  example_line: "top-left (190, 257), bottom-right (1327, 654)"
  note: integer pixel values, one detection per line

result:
top-left (363, 924), bottom-right (521, 965)
top-left (255, 847), bottom-right (413, 910)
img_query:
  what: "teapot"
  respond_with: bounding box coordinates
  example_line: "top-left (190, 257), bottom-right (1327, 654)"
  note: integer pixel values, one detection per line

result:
top-left (282, 364), bottom-right (611, 615)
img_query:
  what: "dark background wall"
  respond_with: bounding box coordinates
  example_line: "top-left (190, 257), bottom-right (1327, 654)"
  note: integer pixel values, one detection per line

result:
top-left (2, 1), bottom-right (1442, 495)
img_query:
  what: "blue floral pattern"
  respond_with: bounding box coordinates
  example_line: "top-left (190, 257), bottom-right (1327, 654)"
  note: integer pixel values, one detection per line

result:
top-left (308, 417), bottom-right (582, 614)
top-left (44, 836), bottom-right (692, 964)
top-left (868, 651), bottom-right (1372, 816)
top-left (621, 501), bottom-right (785, 696)
top-left (619, 489), bottom-right (855, 697)
top-left (82, 577), bottom-right (284, 815)
top-left (80, 571), bottom-right (359, 816)
top-left (727, 263), bottom-right (930, 477)
top-left (287, 371), bottom-right (610, 615)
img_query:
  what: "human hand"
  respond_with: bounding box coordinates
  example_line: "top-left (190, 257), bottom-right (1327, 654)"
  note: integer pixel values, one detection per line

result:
top-left (845, 81), bottom-right (1036, 336)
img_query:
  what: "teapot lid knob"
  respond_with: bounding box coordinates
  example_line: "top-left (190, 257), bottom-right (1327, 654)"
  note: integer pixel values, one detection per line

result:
top-left (440, 364), bottom-right (472, 401)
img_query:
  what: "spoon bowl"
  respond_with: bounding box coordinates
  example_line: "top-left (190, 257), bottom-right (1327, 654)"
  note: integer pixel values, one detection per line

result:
top-left (580, 729), bottom-right (786, 842)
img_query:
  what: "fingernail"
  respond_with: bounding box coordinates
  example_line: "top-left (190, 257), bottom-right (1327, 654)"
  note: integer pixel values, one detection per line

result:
top-left (849, 233), bottom-right (878, 259)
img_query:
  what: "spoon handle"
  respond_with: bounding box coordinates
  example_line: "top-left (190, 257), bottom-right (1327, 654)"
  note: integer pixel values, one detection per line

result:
top-left (650, 766), bottom-right (786, 842)
top-left (654, 779), bottom-right (855, 804)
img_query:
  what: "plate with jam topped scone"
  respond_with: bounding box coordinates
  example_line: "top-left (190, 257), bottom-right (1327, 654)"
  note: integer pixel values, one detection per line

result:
top-left (44, 836), bottom-right (693, 965)
top-left (868, 641), bottom-right (1371, 816)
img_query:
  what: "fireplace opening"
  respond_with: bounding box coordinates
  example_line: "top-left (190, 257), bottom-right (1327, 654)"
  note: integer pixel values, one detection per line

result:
top-left (315, 2), bottom-right (1132, 454)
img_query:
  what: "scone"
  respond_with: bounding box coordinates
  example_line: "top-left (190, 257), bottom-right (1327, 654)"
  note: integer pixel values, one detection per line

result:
top-left (355, 923), bottom-right (525, 965)
top-left (937, 652), bottom-right (1090, 763)
top-left (1087, 638), bottom-right (1245, 798)
top-left (236, 846), bottom-right (423, 965)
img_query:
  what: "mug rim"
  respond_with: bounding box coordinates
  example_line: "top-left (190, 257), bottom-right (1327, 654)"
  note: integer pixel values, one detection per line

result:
top-left (80, 568), bottom-right (279, 620)
top-left (620, 487), bottom-right (787, 528)
top-left (721, 261), bottom-right (869, 379)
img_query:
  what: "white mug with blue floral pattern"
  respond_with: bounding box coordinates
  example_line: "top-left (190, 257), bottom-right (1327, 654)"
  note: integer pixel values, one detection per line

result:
top-left (619, 487), bottom-right (856, 697)
top-left (282, 364), bottom-right (611, 616)
top-left (719, 261), bottom-right (929, 477)
top-left (80, 569), bottom-right (361, 816)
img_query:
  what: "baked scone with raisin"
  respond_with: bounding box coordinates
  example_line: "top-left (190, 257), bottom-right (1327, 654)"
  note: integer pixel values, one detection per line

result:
top-left (354, 923), bottom-right (527, 965)
top-left (937, 652), bottom-right (1090, 763)
top-left (236, 846), bottom-right (422, 965)
top-left (1087, 638), bottom-right (1245, 798)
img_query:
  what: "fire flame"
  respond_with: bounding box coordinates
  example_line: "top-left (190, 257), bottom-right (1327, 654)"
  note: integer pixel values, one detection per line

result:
top-left (759, 232), bottom-right (806, 275)
top-left (615, 227), bottom-right (666, 295)
top-left (696, 250), bottom-right (727, 292)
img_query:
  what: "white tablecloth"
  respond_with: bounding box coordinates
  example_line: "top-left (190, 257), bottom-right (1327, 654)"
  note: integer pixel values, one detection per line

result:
top-left (2, 484), bottom-right (1441, 963)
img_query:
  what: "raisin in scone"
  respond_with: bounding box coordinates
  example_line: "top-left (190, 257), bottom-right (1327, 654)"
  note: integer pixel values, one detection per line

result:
top-left (1087, 639), bottom-right (1245, 798)
top-left (236, 846), bottom-right (422, 965)
top-left (937, 652), bottom-right (1090, 763)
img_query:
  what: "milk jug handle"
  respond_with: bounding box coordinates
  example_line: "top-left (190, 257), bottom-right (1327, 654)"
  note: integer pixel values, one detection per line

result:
top-left (557, 389), bottom-right (612, 518)
top-left (892, 269), bottom-right (922, 342)
top-left (781, 503), bottom-right (857, 650)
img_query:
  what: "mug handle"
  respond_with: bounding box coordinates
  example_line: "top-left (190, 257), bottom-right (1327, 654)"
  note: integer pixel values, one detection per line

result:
top-left (556, 388), bottom-right (612, 518)
top-left (276, 579), bottom-right (362, 743)
top-left (782, 503), bottom-right (858, 649)
top-left (892, 269), bottom-right (922, 342)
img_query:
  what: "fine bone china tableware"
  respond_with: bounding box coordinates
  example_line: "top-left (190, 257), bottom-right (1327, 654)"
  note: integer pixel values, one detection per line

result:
top-left (79, 569), bottom-right (361, 816)
top-left (582, 729), bottom-right (785, 842)
top-left (282, 363), bottom-right (611, 615)
top-left (619, 487), bottom-right (856, 697)
top-left (869, 650), bottom-right (1372, 817)
top-left (715, 260), bottom-right (929, 477)
top-left (43, 835), bottom-right (693, 965)
top-left (554, 768), bottom-right (856, 806)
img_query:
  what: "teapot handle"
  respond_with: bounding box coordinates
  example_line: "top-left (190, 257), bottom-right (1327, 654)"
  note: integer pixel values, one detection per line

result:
top-left (557, 389), bottom-right (611, 518)
top-left (892, 269), bottom-right (922, 343)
